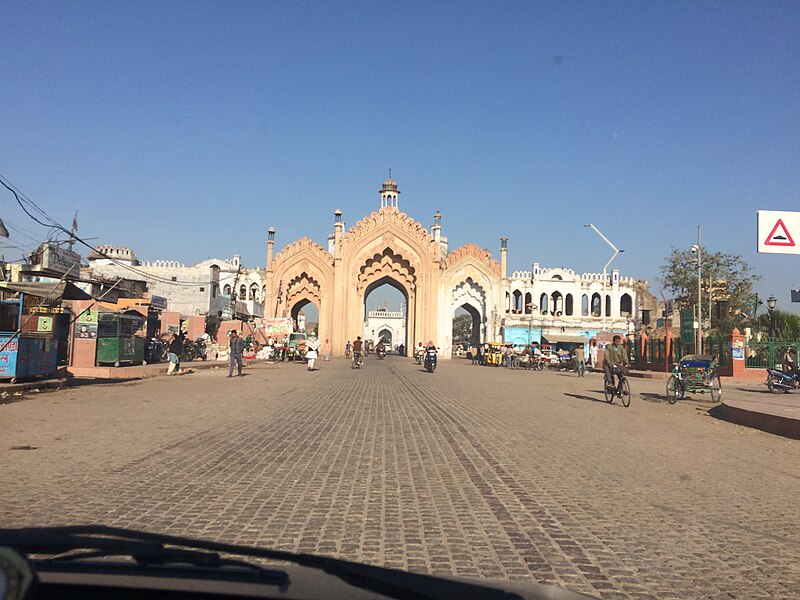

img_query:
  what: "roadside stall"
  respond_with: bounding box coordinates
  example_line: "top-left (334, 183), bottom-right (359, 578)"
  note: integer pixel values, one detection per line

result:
top-left (96, 309), bottom-right (146, 366)
top-left (0, 286), bottom-right (61, 383)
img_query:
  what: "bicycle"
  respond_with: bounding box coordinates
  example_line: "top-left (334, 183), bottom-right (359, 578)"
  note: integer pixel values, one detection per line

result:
top-left (352, 352), bottom-right (363, 369)
top-left (603, 365), bottom-right (631, 407)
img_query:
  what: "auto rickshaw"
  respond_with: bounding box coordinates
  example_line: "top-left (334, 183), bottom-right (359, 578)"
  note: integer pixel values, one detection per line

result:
top-left (484, 342), bottom-right (504, 366)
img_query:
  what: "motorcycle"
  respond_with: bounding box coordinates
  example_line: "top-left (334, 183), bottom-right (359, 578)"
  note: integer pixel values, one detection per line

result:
top-left (144, 337), bottom-right (165, 364)
top-left (376, 346), bottom-right (386, 359)
top-left (414, 348), bottom-right (424, 365)
top-left (765, 368), bottom-right (800, 393)
top-left (193, 337), bottom-right (208, 361)
top-left (423, 347), bottom-right (437, 373)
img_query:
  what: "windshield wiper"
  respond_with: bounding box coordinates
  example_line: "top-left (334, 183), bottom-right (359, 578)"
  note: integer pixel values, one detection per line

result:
top-left (0, 525), bottom-right (525, 600)
top-left (0, 526), bottom-right (289, 585)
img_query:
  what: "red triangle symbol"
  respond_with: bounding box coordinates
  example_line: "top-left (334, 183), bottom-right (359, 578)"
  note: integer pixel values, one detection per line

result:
top-left (764, 219), bottom-right (795, 246)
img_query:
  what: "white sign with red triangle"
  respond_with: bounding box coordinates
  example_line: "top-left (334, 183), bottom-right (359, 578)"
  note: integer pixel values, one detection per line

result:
top-left (758, 210), bottom-right (800, 255)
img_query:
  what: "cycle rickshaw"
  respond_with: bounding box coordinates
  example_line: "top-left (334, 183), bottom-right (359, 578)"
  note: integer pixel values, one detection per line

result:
top-left (666, 354), bottom-right (721, 404)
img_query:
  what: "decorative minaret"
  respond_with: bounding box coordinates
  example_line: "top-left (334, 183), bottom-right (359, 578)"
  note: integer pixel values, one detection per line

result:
top-left (432, 211), bottom-right (442, 244)
top-left (266, 227), bottom-right (276, 270)
top-left (333, 209), bottom-right (343, 258)
top-left (380, 170), bottom-right (400, 208)
top-left (500, 237), bottom-right (508, 279)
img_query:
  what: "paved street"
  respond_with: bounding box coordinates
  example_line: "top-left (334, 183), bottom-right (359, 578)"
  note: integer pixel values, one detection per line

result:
top-left (2, 357), bottom-right (799, 599)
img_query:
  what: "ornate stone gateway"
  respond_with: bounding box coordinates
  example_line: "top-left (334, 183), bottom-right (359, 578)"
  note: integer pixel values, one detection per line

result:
top-left (264, 176), bottom-right (651, 357)
top-left (264, 177), bottom-right (502, 356)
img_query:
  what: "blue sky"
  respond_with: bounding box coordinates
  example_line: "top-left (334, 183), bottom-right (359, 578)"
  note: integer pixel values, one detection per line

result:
top-left (2, 1), bottom-right (799, 314)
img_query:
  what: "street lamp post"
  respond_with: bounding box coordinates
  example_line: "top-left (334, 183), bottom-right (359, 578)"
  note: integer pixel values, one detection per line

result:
top-left (583, 224), bottom-right (623, 333)
top-left (767, 295), bottom-right (777, 339)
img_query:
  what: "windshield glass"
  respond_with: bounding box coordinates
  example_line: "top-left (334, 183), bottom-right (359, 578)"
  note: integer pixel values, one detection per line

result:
top-left (2, 4), bottom-right (799, 600)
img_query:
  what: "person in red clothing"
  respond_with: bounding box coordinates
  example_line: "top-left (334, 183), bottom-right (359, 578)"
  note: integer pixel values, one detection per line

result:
top-left (351, 336), bottom-right (364, 368)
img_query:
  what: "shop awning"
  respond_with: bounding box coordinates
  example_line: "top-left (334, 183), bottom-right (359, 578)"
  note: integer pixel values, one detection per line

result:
top-left (541, 334), bottom-right (588, 344)
top-left (0, 281), bottom-right (93, 301)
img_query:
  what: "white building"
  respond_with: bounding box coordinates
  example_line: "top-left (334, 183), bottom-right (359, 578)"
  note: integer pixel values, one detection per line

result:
top-left (498, 263), bottom-right (654, 348)
top-left (365, 306), bottom-right (407, 350)
top-left (86, 246), bottom-right (265, 319)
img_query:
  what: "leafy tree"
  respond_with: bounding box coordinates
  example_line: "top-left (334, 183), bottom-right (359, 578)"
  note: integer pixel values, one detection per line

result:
top-left (659, 248), bottom-right (759, 333)
top-left (452, 313), bottom-right (474, 344)
top-left (756, 310), bottom-right (800, 340)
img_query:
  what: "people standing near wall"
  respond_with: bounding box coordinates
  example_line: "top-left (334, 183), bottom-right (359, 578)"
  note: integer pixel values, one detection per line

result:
top-left (228, 330), bottom-right (244, 377)
top-left (322, 338), bottom-right (331, 361)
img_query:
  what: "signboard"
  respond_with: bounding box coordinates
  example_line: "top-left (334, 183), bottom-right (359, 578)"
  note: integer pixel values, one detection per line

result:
top-left (758, 210), bottom-right (800, 255)
top-left (680, 308), bottom-right (695, 345)
top-left (26, 243), bottom-right (82, 277)
top-left (76, 309), bottom-right (98, 339)
top-left (37, 317), bottom-right (53, 332)
top-left (150, 295), bottom-right (168, 310)
top-left (221, 302), bottom-right (234, 320)
top-left (259, 318), bottom-right (294, 338)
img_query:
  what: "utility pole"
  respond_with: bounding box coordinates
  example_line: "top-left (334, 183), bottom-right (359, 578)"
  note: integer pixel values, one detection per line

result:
top-left (692, 226), bottom-right (702, 354)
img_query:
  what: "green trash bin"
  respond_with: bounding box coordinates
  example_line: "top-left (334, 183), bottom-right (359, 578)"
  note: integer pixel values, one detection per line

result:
top-left (96, 311), bottom-right (145, 366)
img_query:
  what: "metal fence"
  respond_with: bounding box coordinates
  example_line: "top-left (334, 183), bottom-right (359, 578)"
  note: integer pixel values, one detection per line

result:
top-left (631, 335), bottom-right (729, 368)
top-left (745, 339), bottom-right (799, 370)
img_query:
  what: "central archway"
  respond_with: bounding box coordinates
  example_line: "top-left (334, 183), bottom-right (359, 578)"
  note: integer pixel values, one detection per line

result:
top-left (363, 276), bottom-right (409, 352)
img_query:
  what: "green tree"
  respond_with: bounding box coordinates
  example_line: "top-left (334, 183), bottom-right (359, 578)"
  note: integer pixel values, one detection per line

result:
top-left (659, 248), bottom-right (759, 334)
top-left (756, 310), bottom-right (800, 340)
top-left (452, 313), bottom-right (473, 345)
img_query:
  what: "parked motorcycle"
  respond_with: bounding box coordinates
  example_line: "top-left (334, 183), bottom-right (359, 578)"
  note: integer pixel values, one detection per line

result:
top-left (765, 368), bottom-right (800, 393)
top-left (193, 337), bottom-right (208, 361)
top-left (144, 337), bottom-right (165, 364)
top-left (424, 346), bottom-right (437, 373)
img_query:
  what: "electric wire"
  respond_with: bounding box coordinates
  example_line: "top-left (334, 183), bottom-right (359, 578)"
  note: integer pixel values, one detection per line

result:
top-left (1, 175), bottom-right (246, 288)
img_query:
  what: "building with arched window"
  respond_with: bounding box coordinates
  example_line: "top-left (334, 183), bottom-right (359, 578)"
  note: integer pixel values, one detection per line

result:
top-left (501, 263), bottom-right (656, 349)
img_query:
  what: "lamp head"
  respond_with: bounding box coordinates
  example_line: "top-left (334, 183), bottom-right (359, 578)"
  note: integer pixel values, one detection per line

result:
top-left (767, 295), bottom-right (777, 310)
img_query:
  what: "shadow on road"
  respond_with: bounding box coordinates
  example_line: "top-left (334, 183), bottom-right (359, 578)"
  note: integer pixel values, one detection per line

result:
top-left (562, 392), bottom-right (622, 406)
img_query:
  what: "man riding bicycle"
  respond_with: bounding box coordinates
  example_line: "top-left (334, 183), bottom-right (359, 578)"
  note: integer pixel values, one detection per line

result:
top-left (352, 336), bottom-right (364, 367)
top-left (603, 335), bottom-right (630, 395)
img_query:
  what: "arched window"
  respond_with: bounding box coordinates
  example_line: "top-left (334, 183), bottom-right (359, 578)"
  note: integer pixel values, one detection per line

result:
top-left (605, 294), bottom-right (611, 317)
top-left (581, 294), bottom-right (589, 316)
top-left (551, 291), bottom-right (563, 314)
top-left (240, 285), bottom-right (247, 300)
top-left (512, 290), bottom-right (522, 313)
top-left (591, 293), bottom-right (601, 317)
top-left (505, 292), bottom-right (510, 313)
top-left (540, 293), bottom-right (548, 314)
top-left (223, 284), bottom-right (232, 297)
top-left (565, 294), bottom-right (573, 316)
top-left (524, 292), bottom-right (532, 314)
top-left (249, 284), bottom-right (258, 301)
top-left (620, 293), bottom-right (633, 316)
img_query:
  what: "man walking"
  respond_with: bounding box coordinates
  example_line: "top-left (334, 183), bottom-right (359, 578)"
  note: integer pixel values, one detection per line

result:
top-left (167, 332), bottom-right (183, 375)
top-left (228, 330), bottom-right (245, 377)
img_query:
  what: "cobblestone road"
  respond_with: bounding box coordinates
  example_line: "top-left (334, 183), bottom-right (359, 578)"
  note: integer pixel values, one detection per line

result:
top-left (2, 357), bottom-right (799, 599)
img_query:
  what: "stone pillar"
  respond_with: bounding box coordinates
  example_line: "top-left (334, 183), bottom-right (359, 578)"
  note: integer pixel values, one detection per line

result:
top-left (639, 329), bottom-right (649, 369)
top-left (728, 327), bottom-right (745, 378)
top-left (500, 237), bottom-right (508, 280)
top-left (266, 227), bottom-right (275, 270)
top-left (333, 210), bottom-right (343, 259)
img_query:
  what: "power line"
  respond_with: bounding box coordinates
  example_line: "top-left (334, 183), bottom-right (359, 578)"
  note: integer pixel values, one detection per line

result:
top-left (1, 174), bottom-right (247, 288)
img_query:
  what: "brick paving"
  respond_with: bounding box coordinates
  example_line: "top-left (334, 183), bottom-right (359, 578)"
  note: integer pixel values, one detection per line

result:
top-left (2, 357), bottom-right (799, 599)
